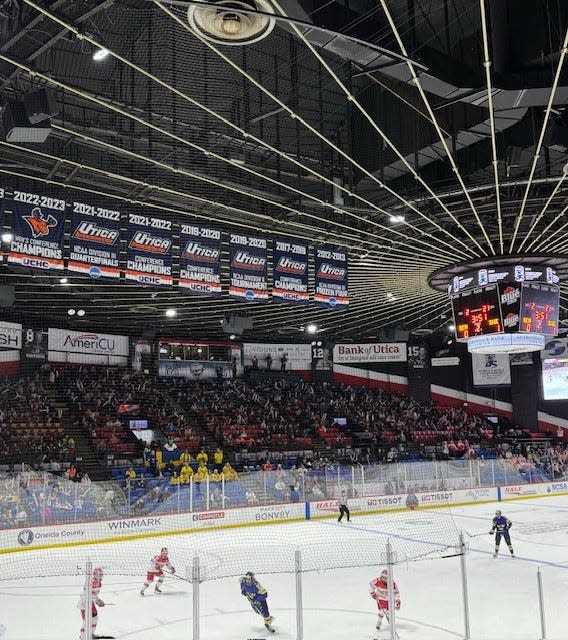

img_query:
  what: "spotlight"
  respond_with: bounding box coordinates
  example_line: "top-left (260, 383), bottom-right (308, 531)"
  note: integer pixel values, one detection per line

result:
top-left (77, 309), bottom-right (85, 317)
top-left (67, 309), bottom-right (76, 316)
top-left (1, 233), bottom-right (13, 243)
top-left (92, 48), bottom-right (110, 61)
top-left (165, 308), bottom-right (177, 318)
top-left (389, 215), bottom-right (405, 223)
top-left (306, 323), bottom-right (318, 334)
top-left (59, 277), bottom-right (69, 285)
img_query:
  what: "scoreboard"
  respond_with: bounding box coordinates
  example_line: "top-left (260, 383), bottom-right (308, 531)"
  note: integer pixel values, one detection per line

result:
top-left (452, 282), bottom-right (559, 340)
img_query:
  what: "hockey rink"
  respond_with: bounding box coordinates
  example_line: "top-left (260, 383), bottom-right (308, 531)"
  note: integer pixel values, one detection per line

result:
top-left (1, 495), bottom-right (568, 640)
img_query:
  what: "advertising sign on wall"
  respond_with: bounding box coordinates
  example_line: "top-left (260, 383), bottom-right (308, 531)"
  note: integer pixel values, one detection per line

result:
top-left (0, 321), bottom-right (22, 350)
top-left (179, 224), bottom-right (222, 296)
top-left (472, 352), bottom-right (511, 386)
top-left (272, 239), bottom-right (309, 305)
top-left (125, 213), bottom-right (173, 286)
top-left (333, 343), bottom-right (407, 363)
top-left (158, 360), bottom-right (232, 380)
top-left (68, 201), bottom-right (121, 280)
top-left (48, 328), bottom-right (129, 356)
top-left (229, 233), bottom-right (268, 301)
top-left (314, 246), bottom-right (349, 309)
top-left (8, 190), bottom-right (66, 272)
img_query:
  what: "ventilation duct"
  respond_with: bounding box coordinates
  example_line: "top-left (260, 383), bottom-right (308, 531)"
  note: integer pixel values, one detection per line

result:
top-left (187, 0), bottom-right (276, 46)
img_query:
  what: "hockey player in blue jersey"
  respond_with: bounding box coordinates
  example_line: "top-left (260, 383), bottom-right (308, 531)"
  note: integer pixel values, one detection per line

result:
top-left (489, 510), bottom-right (515, 558)
top-left (240, 572), bottom-right (275, 633)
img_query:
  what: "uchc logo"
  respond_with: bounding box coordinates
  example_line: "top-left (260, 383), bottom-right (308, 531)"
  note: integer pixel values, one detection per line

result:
top-left (17, 530), bottom-right (34, 546)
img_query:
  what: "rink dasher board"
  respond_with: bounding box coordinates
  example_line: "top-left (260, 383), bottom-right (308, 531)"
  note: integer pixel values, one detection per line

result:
top-left (1, 484), bottom-right (568, 554)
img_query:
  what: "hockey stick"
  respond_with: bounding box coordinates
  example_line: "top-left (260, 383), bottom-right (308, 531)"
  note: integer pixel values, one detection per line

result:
top-left (465, 531), bottom-right (490, 538)
top-left (378, 606), bottom-right (400, 640)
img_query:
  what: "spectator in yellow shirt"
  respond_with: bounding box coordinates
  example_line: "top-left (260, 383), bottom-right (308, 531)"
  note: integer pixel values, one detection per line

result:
top-left (125, 466), bottom-right (136, 482)
top-left (179, 463), bottom-right (193, 483)
top-left (178, 449), bottom-right (192, 467)
top-left (213, 448), bottom-right (223, 466)
top-left (210, 468), bottom-right (222, 482)
top-left (196, 449), bottom-right (208, 465)
top-left (194, 464), bottom-right (209, 482)
top-left (170, 472), bottom-right (181, 485)
top-left (222, 462), bottom-right (238, 481)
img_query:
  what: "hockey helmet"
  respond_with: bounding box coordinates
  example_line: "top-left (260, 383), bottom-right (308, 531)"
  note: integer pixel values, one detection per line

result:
top-left (380, 569), bottom-right (388, 582)
top-left (161, 547), bottom-right (169, 555)
top-left (495, 510), bottom-right (501, 517)
top-left (244, 571), bottom-right (255, 581)
top-left (93, 567), bottom-right (103, 577)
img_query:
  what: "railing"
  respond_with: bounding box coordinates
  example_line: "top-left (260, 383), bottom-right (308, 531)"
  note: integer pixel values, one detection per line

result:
top-left (0, 458), bottom-right (566, 529)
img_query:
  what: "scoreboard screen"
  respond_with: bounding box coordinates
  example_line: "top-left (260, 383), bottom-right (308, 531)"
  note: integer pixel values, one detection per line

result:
top-left (451, 282), bottom-right (560, 340)
top-left (519, 283), bottom-right (559, 335)
top-left (452, 285), bottom-right (502, 339)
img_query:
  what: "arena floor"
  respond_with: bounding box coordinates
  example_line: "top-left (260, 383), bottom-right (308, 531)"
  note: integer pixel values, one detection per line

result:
top-left (1, 495), bottom-right (568, 639)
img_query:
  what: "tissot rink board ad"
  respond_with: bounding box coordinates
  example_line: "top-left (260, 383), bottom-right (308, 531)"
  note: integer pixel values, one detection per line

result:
top-left (314, 245), bottom-right (349, 309)
top-left (68, 200), bottom-right (121, 280)
top-left (178, 224), bottom-right (222, 296)
top-left (125, 213), bottom-right (173, 287)
top-left (8, 190), bottom-right (66, 272)
top-left (228, 233), bottom-right (268, 301)
top-left (272, 238), bottom-right (309, 305)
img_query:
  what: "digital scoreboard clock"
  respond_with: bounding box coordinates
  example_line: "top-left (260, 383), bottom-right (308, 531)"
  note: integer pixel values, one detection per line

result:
top-left (519, 283), bottom-right (559, 335)
top-left (451, 285), bottom-right (502, 339)
top-left (451, 282), bottom-right (560, 341)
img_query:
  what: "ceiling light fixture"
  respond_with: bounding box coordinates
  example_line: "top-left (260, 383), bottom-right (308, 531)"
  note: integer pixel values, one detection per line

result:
top-left (165, 308), bottom-right (177, 318)
top-left (77, 309), bottom-right (85, 317)
top-left (1, 233), bottom-right (13, 243)
top-left (67, 309), bottom-right (76, 316)
top-left (389, 214), bottom-right (405, 223)
top-left (92, 48), bottom-right (110, 62)
top-left (306, 323), bottom-right (318, 334)
top-left (59, 277), bottom-right (69, 284)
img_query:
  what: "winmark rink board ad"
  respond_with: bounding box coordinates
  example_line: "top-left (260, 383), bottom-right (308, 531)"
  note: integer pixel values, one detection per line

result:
top-left (229, 233), bottom-right (268, 301)
top-left (8, 191), bottom-right (66, 272)
top-left (126, 213), bottom-right (172, 286)
top-left (272, 239), bottom-right (309, 305)
top-left (179, 224), bottom-right (221, 296)
top-left (314, 246), bottom-right (349, 309)
top-left (68, 201), bottom-right (120, 280)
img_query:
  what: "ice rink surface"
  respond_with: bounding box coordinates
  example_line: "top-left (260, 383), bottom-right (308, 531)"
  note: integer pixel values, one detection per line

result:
top-left (1, 495), bottom-right (568, 640)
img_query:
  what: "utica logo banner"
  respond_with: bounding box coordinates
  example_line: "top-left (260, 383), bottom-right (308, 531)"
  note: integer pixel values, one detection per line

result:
top-left (68, 201), bottom-right (120, 280)
top-left (314, 246), bottom-right (349, 310)
top-left (179, 224), bottom-right (221, 296)
top-left (272, 238), bottom-right (309, 305)
top-left (125, 213), bottom-right (172, 287)
top-left (228, 233), bottom-right (268, 301)
top-left (8, 191), bottom-right (66, 272)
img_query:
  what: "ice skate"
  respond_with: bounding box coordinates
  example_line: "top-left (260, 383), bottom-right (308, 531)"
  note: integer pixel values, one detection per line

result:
top-left (139, 589), bottom-right (145, 596)
top-left (154, 586), bottom-right (162, 593)
top-left (264, 616), bottom-right (275, 633)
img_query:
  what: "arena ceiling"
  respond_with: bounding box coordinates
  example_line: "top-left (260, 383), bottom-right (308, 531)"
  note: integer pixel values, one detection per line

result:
top-left (0, 0), bottom-right (567, 342)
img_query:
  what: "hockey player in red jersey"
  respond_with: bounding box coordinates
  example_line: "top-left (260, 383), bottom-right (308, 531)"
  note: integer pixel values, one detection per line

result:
top-left (78, 566), bottom-right (105, 640)
top-left (140, 547), bottom-right (175, 595)
top-left (369, 569), bottom-right (401, 631)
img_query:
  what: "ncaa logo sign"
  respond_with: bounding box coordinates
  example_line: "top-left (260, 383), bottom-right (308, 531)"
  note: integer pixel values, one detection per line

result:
top-left (18, 529), bottom-right (34, 546)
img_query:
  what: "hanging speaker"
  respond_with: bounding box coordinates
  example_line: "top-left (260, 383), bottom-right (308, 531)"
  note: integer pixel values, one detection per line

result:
top-left (2, 100), bottom-right (51, 143)
top-left (23, 89), bottom-right (58, 124)
top-left (187, 0), bottom-right (276, 46)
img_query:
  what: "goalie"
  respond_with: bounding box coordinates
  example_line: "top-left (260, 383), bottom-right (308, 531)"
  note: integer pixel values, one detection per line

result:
top-left (78, 566), bottom-right (105, 640)
top-left (239, 572), bottom-right (275, 633)
top-left (369, 569), bottom-right (401, 631)
top-left (140, 547), bottom-right (175, 595)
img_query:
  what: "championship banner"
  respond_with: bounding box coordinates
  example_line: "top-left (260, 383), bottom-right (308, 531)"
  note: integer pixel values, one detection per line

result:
top-left (126, 213), bottom-right (172, 286)
top-left (272, 239), bottom-right (309, 304)
top-left (0, 187), bottom-right (5, 253)
top-left (314, 246), bottom-right (349, 309)
top-left (68, 201), bottom-right (121, 280)
top-left (229, 233), bottom-right (268, 301)
top-left (179, 224), bottom-right (221, 296)
top-left (472, 353), bottom-right (511, 387)
top-left (8, 190), bottom-right (66, 272)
